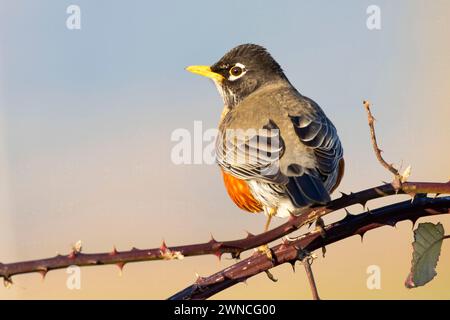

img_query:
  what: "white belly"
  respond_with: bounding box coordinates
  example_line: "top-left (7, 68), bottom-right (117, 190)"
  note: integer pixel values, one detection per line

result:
top-left (247, 180), bottom-right (299, 218)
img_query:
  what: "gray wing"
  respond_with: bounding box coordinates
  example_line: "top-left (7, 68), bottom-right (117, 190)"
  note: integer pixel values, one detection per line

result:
top-left (216, 119), bottom-right (287, 184)
top-left (288, 110), bottom-right (343, 201)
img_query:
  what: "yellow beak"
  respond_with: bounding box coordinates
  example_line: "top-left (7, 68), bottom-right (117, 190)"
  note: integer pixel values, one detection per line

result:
top-left (185, 65), bottom-right (224, 82)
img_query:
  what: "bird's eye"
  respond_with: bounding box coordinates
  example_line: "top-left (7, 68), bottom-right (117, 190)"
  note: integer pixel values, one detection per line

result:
top-left (228, 63), bottom-right (247, 81)
top-left (230, 66), bottom-right (243, 77)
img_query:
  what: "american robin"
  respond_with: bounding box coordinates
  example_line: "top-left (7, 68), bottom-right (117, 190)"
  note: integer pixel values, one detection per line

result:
top-left (186, 44), bottom-right (344, 234)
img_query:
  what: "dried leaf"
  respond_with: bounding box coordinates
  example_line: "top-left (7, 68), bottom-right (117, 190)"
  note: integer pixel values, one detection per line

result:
top-left (72, 240), bottom-right (83, 253)
top-left (400, 165), bottom-right (412, 183)
top-left (160, 248), bottom-right (184, 260)
top-left (405, 222), bottom-right (444, 288)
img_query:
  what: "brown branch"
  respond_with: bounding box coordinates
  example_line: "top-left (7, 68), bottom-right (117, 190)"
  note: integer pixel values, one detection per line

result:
top-left (168, 195), bottom-right (450, 300)
top-left (1, 181), bottom-right (448, 282)
top-left (302, 257), bottom-right (320, 300)
top-left (363, 100), bottom-right (401, 178)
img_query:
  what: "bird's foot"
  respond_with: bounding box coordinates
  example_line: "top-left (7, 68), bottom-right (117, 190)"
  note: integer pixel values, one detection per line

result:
top-left (256, 244), bottom-right (273, 260)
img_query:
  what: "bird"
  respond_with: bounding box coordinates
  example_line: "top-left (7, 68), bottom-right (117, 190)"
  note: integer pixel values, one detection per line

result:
top-left (186, 44), bottom-right (344, 236)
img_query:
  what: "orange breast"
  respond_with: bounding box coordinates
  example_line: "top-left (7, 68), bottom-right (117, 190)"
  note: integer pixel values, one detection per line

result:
top-left (221, 170), bottom-right (263, 213)
top-left (330, 158), bottom-right (345, 193)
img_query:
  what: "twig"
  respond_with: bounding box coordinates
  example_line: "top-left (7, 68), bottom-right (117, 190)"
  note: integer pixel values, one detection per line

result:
top-left (168, 196), bottom-right (450, 300)
top-left (363, 100), bottom-right (401, 179)
top-left (1, 181), bottom-right (448, 282)
top-left (302, 256), bottom-right (320, 300)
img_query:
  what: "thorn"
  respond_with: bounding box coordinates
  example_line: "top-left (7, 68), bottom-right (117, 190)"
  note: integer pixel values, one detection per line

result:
top-left (434, 193), bottom-right (441, 199)
top-left (110, 246), bottom-right (119, 256)
top-left (209, 233), bottom-right (217, 244)
top-left (245, 231), bottom-right (255, 239)
top-left (160, 240), bottom-right (168, 253)
top-left (116, 262), bottom-right (125, 276)
top-left (381, 180), bottom-right (388, 184)
top-left (359, 200), bottom-right (367, 209)
top-left (339, 191), bottom-right (349, 198)
top-left (359, 232), bottom-right (366, 242)
top-left (264, 270), bottom-right (278, 282)
top-left (3, 277), bottom-right (12, 288)
top-left (37, 267), bottom-right (48, 280)
top-left (38, 270), bottom-right (48, 280)
top-left (131, 247), bottom-right (139, 251)
top-left (344, 208), bottom-right (351, 217)
top-left (321, 246), bottom-right (327, 258)
top-left (213, 251), bottom-right (222, 261)
top-left (289, 260), bottom-right (296, 272)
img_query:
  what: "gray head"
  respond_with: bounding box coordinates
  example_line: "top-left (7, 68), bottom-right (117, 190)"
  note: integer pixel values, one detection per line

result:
top-left (186, 44), bottom-right (288, 107)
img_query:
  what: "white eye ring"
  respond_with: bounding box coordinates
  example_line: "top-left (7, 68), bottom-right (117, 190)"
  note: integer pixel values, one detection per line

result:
top-left (228, 63), bottom-right (247, 81)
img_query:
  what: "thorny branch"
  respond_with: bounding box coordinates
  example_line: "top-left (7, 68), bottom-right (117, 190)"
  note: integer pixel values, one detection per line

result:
top-left (169, 196), bottom-right (450, 300)
top-left (0, 101), bottom-right (449, 300)
top-left (1, 181), bottom-right (449, 284)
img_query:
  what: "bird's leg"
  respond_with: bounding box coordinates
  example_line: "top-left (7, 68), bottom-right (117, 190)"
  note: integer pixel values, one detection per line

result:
top-left (257, 207), bottom-right (276, 259)
top-left (264, 211), bottom-right (274, 232)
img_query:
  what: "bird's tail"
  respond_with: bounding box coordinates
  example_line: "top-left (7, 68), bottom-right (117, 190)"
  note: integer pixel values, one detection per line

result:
top-left (285, 174), bottom-right (331, 208)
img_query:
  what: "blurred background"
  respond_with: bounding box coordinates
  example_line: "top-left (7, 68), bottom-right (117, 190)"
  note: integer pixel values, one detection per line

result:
top-left (0, 0), bottom-right (449, 299)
